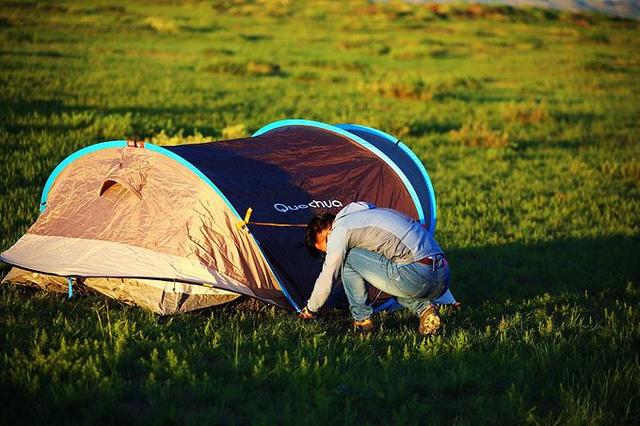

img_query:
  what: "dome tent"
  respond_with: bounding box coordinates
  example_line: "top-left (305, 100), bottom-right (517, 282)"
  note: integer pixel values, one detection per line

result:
top-left (1, 119), bottom-right (455, 314)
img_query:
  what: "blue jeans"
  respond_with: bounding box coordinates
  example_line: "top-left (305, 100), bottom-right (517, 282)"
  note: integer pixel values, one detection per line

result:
top-left (342, 248), bottom-right (450, 321)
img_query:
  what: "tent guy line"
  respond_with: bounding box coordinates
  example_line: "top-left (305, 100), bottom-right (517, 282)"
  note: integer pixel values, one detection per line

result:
top-left (236, 207), bottom-right (307, 230)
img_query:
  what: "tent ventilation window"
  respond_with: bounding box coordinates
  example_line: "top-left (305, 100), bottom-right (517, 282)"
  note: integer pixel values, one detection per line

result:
top-left (99, 178), bottom-right (143, 200)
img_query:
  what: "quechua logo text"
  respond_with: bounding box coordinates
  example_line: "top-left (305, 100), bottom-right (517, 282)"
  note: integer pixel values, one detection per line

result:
top-left (273, 199), bottom-right (343, 213)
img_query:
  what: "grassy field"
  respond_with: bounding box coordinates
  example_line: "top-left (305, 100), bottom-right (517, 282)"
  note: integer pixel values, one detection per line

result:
top-left (1, 1), bottom-right (639, 424)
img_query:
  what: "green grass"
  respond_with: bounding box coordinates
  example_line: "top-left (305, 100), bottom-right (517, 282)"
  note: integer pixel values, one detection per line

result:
top-left (1, 1), bottom-right (639, 424)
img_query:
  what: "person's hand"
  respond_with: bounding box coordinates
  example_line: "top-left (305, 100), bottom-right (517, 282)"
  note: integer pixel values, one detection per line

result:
top-left (298, 306), bottom-right (317, 319)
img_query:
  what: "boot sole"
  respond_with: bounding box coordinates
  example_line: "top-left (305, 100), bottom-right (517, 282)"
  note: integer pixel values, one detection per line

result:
top-left (419, 312), bottom-right (441, 335)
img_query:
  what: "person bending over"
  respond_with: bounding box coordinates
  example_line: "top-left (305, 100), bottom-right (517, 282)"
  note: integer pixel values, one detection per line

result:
top-left (299, 201), bottom-right (450, 334)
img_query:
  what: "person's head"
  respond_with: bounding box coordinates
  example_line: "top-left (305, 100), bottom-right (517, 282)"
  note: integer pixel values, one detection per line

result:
top-left (304, 213), bottom-right (336, 257)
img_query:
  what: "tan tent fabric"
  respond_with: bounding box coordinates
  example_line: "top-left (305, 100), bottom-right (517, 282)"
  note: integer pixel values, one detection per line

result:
top-left (2, 234), bottom-right (249, 292)
top-left (1, 145), bottom-right (289, 310)
top-left (2, 267), bottom-right (239, 315)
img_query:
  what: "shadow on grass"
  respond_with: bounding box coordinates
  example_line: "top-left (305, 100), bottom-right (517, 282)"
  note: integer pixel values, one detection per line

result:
top-left (407, 119), bottom-right (460, 136)
top-left (3, 234), bottom-right (637, 323)
top-left (447, 234), bottom-right (639, 307)
top-left (0, 99), bottom-right (225, 137)
top-left (208, 234), bottom-right (637, 321)
top-left (0, 49), bottom-right (85, 59)
top-left (1, 234), bottom-right (638, 424)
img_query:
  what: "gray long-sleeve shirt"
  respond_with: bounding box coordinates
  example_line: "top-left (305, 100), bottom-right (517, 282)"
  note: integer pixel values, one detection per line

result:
top-left (307, 202), bottom-right (444, 312)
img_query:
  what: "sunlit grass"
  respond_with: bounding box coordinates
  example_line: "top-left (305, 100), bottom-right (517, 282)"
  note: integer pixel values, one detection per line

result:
top-left (0, 0), bottom-right (638, 424)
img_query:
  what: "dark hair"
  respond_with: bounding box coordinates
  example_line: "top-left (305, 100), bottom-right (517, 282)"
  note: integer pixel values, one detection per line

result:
top-left (304, 213), bottom-right (336, 258)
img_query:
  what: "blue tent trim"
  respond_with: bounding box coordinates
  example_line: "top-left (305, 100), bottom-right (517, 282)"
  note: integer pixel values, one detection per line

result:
top-left (396, 140), bottom-right (437, 235)
top-left (37, 140), bottom-right (300, 311)
top-left (335, 123), bottom-right (400, 144)
top-left (40, 140), bottom-right (127, 213)
top-left (40, 141), bottom-right (242, 219)
top-left (146, 144), bottom-right (240, 213)
top-left (335, 123), bottom-right (438, 235)
top-left (252, 119), bottom-right (426, 225)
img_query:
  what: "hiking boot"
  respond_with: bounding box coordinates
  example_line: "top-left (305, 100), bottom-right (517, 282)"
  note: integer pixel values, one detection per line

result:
top-left (353, 318), bottom-right (374, 333)
top-left (419, 304), bottom-right (441, 335)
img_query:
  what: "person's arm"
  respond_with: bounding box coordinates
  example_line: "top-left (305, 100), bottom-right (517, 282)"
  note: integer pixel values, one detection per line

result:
top-left (306, 228), bottom-right (348, 312)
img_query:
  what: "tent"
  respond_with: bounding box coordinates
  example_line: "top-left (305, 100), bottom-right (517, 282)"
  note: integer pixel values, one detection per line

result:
top-left (1, 119), bottom-right (455, 314)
